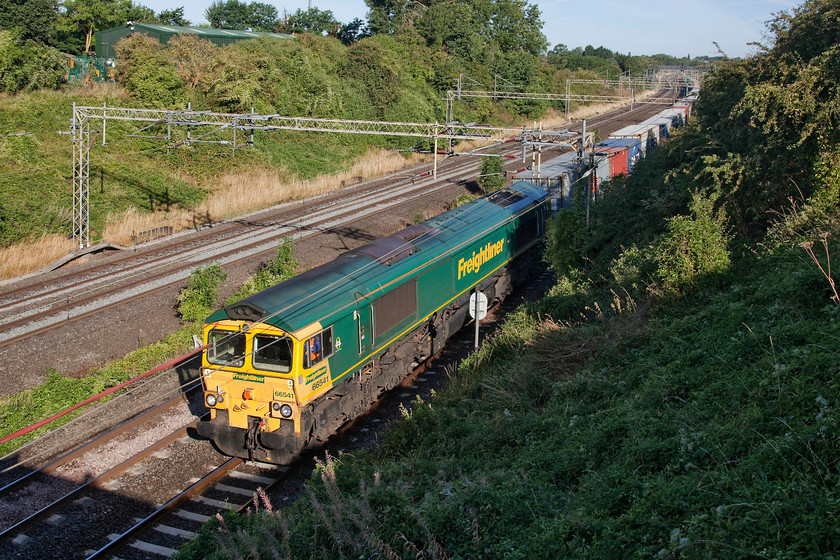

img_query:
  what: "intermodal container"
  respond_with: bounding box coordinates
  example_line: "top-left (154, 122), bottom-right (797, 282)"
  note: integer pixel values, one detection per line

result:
top-left (596, 138), bottom-right (642, 172)
top-left (513, 152), bottom-right (581, 210)
top-left (609, 123), bottom-right (660, 155)
top-left (588, 149), bottom-right (612, 189)
top-left (603, 146), bottom-right (628, 176)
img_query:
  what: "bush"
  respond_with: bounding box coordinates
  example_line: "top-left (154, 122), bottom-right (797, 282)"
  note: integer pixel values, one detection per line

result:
top-left (655, 192), bottom-right (730, 291)
top-left (176, 262), bottom-right (227, 323)
top-left (545, 205), bottom-right (587, 276)
top-left (114, 33), bottom-right (185, 107)
top-left (226, 237), bottom-right (299, 303)
top-left (0, 29), bottom-right (66, 93)
top-left (478, 156), bottom-right (505, 193)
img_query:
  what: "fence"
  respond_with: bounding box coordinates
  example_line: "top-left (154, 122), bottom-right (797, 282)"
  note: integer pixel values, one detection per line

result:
top-left (65, 56), bottom-right (115, 83)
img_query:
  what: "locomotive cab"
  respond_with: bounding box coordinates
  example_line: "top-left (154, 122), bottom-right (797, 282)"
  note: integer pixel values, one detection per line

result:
top-left (196, 319), bottom-right (332, 463)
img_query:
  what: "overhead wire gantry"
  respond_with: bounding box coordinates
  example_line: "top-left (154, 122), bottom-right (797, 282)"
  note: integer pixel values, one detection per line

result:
top-left (69, 104), bottom-right (583, 249)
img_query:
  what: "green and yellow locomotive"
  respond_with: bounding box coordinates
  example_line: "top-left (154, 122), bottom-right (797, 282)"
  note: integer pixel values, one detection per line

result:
top-left (196, 181), bottom-right (549, 464)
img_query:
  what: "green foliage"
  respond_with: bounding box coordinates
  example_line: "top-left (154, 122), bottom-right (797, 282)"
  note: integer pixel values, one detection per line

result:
top-left (655, 192), bottom-right (731, 291)
top-left (0, 0), bottom-right (57, 44)
top-left (477, 155), bottom-right (505, 193)
top-left (0, 324), bottom-right (200, 455)
top-left (545, 202), bottom-right (587, 276)
top-left (113, 33), bottom-right (185, 107)
top-left (284, 8), bottom-right (340, 35)
top-left (336, 18), bottom-right (370, 45)
top-left (157, 7), bottom-right (190, 26)
top-left (204, 0), bottom-right (278, 31)
top-left (608, 243), bottom-right (655, 294)
top-left (226, 237), bottom-right (300, 303)
top-left (176, 262), bottom-right (227, 323)
top-left (366, 0), bottom-right (547, 57)
top-left (452, 193), bottom-right (477, 208)
top-left (0, 29), bottom-right (65, 93)
top-left (341, 38), bottom-right (404, 113)
top-left (666, 0), bottom-right (840, 237)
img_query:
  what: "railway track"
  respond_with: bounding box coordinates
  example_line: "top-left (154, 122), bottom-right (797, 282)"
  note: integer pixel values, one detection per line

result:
top-left (0, 92), bottom-right (673, 395)
top-left (0, 156), bottom-right (483, 344)
top-left (0, 375), bottom-right (288, 560)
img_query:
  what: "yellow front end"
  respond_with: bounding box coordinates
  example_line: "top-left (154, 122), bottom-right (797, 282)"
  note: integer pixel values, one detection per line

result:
top-left (196, 319), bottom-right (340, 463)
top-left (198, 318), bottom-right (345, 464)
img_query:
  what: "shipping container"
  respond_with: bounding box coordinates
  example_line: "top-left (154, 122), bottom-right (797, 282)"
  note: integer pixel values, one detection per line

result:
top-left (602, 146), bottom-right (629, 177)
top-left (671, 104), bottom-right (692, 121)
top-left (639, 116), bottom-right (671, 140)
top-left (657, 108), bottom-right (685, 128)
top-left (586, 149), bottom-right (616, 190)
top-left (609, 123), bottom-right (660, 155)
top-left (513, 152), bottom-right (581, 210)
top-left (595, 138), bottom-right (642, 172)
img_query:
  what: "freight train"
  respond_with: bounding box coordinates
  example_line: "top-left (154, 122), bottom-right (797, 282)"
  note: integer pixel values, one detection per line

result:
top-left (196, 97), bottom-right (697, 465)
top-left (514, 97), bottom-right (697, 205)
top-left (196, 181), bottom-right (549, 464)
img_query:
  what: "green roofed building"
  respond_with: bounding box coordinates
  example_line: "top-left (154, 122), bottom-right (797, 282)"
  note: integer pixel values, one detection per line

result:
top-left (95, 23), bottom-right (294, 59)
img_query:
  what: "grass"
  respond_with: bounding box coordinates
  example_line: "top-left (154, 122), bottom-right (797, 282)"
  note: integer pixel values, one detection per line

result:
top-left (0, 323), bottom-right (201, 456)
top-left (176, 205), bottom-right (840, 558)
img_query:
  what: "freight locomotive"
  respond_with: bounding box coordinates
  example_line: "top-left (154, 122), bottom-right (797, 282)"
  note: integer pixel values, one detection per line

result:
top-left (196, 181), bottom-right (550, 464)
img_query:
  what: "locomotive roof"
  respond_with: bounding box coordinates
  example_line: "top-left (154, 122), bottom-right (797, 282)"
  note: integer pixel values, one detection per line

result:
top-left (205, 181), bottom-right (546, 335)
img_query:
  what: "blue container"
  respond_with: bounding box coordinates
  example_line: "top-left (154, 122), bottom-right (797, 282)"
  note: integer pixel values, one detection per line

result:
top-left (595, 138), bottom-right (642, 172)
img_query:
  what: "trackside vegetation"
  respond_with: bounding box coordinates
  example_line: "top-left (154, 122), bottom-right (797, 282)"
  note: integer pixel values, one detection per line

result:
top-left (0, 0), bottom-right (703, 274)
top-left (175, 0), bottom-right (840, 558)
top-left (0, 239), bottom-right (299, 455)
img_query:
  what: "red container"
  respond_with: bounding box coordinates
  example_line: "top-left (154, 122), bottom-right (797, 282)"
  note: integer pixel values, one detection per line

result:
top-left (603, 147), bottom-right (628, 177)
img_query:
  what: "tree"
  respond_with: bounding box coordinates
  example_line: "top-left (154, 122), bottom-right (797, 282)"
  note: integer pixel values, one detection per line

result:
top-left (205, 0), bottom-right (278, 31)
top-left (0, 0), bottom-right (58, 44)
top-left (478, 156), bottom-right (505, 193)
top-left (0, 28), bottom-right (65, 92)
top-left (248, 2), bottom-right (279, 31)
top-left (56, 0), bottom-right (148, 54)
top-left (365, 0), bottom-right (546, 57)
top-left (158, 7), bottom-right (190, 26)
top-left (336, 18), bottom-right (370, 45)
top-left (284, 8), bottom-right (340, 35)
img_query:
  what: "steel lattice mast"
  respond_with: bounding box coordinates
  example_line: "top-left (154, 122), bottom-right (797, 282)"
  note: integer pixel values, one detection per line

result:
top-left (72, 102), bottom-right (90, 250)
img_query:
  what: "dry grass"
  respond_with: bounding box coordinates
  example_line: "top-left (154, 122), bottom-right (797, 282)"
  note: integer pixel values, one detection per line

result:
top-left (102, 148), bottom-right (432, 246)
top-left (0, 234), bottom-right (76, 280)
top-left (0, 148), bottom-right (431, 280)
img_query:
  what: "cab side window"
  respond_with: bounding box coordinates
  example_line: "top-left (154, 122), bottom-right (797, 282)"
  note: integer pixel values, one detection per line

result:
top-left (303, 326), bottom-right (334, 369)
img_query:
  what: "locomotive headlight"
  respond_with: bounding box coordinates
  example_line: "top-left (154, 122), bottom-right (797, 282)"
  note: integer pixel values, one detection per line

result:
top-left (205, 393), bottom-right (217, 407)
top-left (271, 402), bottom-right (294, 418)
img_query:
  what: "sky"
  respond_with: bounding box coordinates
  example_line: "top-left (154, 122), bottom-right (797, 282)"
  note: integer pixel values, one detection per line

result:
top-left (139, 0), bottom-right (804, 59)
